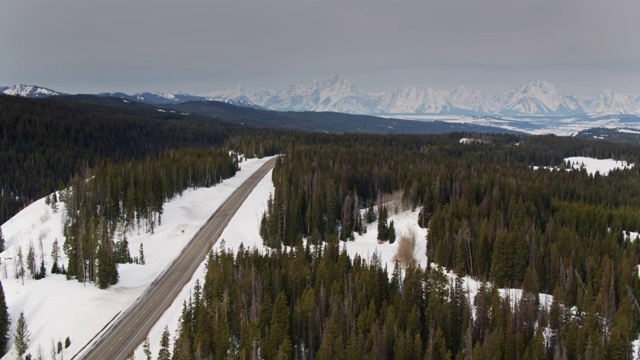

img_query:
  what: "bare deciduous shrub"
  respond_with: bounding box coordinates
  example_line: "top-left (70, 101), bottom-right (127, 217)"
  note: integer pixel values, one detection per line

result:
top-left (394, 230), bottom-right (417, 268)
top-left (376, 191), bottom-right (410, 214)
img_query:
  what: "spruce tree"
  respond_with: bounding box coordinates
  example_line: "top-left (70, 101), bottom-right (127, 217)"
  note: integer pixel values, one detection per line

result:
top-left (142, 337), bottom-right (151, 360)
top-left (139, 243), bottom-right (145, 265)
top-left (0, 281), bottom-right (9, 354)
top-left (266, 292), bottom-right (291, 359)
top-left (426, 327), bottom-right (451, 360)
top-left (51, 239), bottom-right (60, 274)
top-left (377, 206), bottom-right (388, 242)
top-left (490, 230), bottom-right (513, 287)
top-left (0, 227), bottom-right (4, 253)
top-left (388, 220), bottom-right (396, 244)
top-left (366, 206), bottom-right (376, 224)
top-left (37, 260), bottom-right (46, 280)
top-left (97, 241), bottom-right (118, 289)
top-left (26, 244), bottom-right (36, 280)
top-left (97, 219), bottom-right (118, 289)
top-left (16, 248), bottom-right (24, 285)
top-left (14, 312), bottom-right (30, 358)
top-left (215, 303), bottom-right (230, 359)
top-left (51, 192), bottom-right (58, 213)
top-left (157, 326), bottom-right (171, 360)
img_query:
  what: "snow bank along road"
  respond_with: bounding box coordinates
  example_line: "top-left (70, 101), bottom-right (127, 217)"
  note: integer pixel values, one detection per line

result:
top-left (80, 157), bottom-right (277, 360)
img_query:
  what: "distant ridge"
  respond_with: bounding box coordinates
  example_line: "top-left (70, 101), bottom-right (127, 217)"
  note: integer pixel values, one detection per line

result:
top-left (0, 84), bottom-right (61, 98)
top-left (4, 76), bottom-right (640, 116)
top-left (0, 85), bottom-right (263, 110)
top-left (206, 75), bottom-right (640, 116)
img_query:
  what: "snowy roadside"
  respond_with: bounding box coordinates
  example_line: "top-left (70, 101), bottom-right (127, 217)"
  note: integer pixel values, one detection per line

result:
top-left (133, 168), bottom-right (274, 359)
top-left (0, 156), bottom-right (275, 360)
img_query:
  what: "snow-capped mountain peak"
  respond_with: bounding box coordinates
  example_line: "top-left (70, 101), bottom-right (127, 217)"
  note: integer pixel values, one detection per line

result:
top-left (380, 86), bottom-right (450, 114)
top-left (0, 84), bottom-right (61, 98)
top-left (447, 85), bottom-right (494, 114)
top-left (495, 79), bottom-right (583, 115)
top-left (588, 89), bottom-right (639, 115)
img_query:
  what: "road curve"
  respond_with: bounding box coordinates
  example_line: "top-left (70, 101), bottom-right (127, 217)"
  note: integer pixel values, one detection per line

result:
top-left (80, 157), bottom-right (277, 360)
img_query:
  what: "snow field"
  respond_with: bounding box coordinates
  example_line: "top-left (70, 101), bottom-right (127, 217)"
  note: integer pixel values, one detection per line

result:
top-left (533, 156), bottom-right (634, 176)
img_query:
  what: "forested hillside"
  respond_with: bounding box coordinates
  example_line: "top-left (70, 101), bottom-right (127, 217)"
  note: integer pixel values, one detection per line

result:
top-left (0, 95), bottom-right (247, 290)
top-left (0, 95), bottom-right (235, 224)
top-left (250, 133), bottom-right (640, 359)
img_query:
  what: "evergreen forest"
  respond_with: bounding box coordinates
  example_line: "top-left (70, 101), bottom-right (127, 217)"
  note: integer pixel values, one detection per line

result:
top-left (1, 96), bottom-right (640, 358)
top-left (120, 129), bottom-right (640, 359)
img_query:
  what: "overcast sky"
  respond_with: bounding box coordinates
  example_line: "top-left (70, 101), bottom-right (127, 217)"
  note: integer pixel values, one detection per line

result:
top-left (2, 0), bottom-right (639, 96)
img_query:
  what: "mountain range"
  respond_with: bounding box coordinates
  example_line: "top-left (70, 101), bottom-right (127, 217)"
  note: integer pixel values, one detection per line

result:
top-left (207, 75), bottom-right (640, 116)
top-left (3, 75), bottom-right (640, 117)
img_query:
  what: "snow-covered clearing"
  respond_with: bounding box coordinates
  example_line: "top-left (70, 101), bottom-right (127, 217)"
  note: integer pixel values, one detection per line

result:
top-left (533, 156), bottom-right (634, 176)
top-left (348, 205), bottom-right (428, 273)
top-left (0, 156), bottom-right (275, 360)
top-left (564, 156), bottom-right (634, 175)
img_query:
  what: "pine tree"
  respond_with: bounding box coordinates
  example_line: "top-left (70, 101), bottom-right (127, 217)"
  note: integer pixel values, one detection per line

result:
top-left (157, 326), bottom-right (171, 360)
top-left (143, 337), bottom-right (151, 360)
top-left (51, 192), bottom-right (58, 213)
top-left (37, 260), bottom-right (46, 280)
top-left (51, 239), bottom-right (60, 274)
top-left (377, 206), bottom-right (388, 242)
top-left (16, 248), bottom-right (25, 285)
top-left (97, 218), bottom-right (118, 289)
top-left (426, 327), bottom-right (451, 360)
top-left (26, 244), bottom-right (36, 279)
top-left (266, 292), bottom-right (291, 359)
top-left (366, 206), bottom-right (376, 224)
top-left (139, 243), bottom-right (145, 265)
top-left (388, 220), bottom-right (396, 244)
top-left (0, 281), bottom-right (9, 354)
top-left (14, 312), bottom-right (30, 358)
top-left (490, 230), bottom-right (514, 287)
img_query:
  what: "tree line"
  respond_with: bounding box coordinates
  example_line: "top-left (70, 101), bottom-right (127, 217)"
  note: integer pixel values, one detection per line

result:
top-left (61, 147), bottom-right (238, 288)
top-left (0, 95), bottom-right (237, 224)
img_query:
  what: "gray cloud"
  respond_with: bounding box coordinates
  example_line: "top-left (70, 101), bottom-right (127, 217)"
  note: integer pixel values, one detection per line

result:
top-left (1, 0), bottom-right (639, 95)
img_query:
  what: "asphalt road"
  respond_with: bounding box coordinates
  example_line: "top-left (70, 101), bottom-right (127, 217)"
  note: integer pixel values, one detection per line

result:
top-left (80, 157), bottom-right (276, 360)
